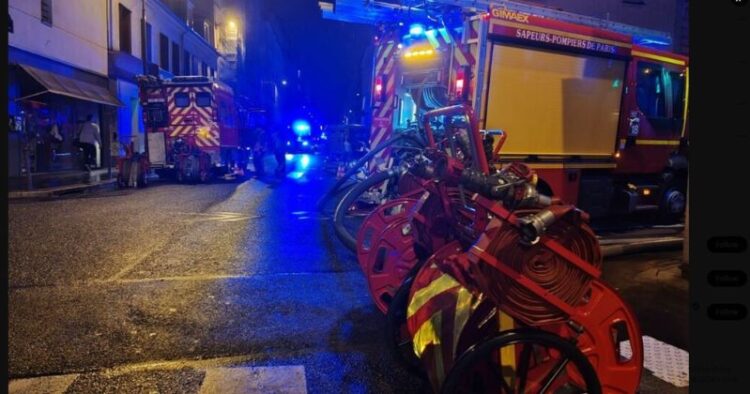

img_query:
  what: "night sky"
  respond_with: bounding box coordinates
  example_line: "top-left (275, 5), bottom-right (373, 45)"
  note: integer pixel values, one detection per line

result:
top-left (260, 0), bottom-right (375, 125)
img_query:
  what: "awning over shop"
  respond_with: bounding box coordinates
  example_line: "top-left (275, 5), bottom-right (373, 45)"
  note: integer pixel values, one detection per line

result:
top-left (16, 64), bottom-right (124, 107)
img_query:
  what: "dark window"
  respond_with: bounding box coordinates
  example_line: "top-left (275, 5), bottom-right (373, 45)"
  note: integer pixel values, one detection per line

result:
top-left (183, 50), bottom-right (191, 74)
top-left (172, 42), bottom-right (180, 74)
top-left (118, 4), bottom-right (132, 54)
top-left (636, 61), bottom-right (686, 133)
top-left (196, 92), bottom-right (212, 107)
top-left (144, 103), bottom-right (169, 128)
top-left (41, 0), bottom-right (52, 26)
top-left (145, 23), bottom-right (152, 63)
top-left (203, 20), bottom-right (211, 41)
top-left (175, 93), bottom-right (190, 107)
top-left (159, 33), bottom-right (169, 70)
top-left (218, 101), bottom-right (236, 127)
top-left (201, 62), bottom-right (208, 76)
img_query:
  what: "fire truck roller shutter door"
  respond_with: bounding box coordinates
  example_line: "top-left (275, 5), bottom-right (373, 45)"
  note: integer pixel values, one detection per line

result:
top-left (484, 43), bottom-right (625, 157)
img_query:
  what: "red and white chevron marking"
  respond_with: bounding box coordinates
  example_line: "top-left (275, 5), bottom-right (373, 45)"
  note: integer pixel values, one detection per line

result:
top-left (369, 41), bottom-right (397, 171)
top-left (164, 85), bottom-right (219, 148)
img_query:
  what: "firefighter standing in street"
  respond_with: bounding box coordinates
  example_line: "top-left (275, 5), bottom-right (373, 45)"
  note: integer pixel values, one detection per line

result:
top-left (251, 124), bottom-right (267, 177)
top-left (270, 127), bottom-right (287, 178)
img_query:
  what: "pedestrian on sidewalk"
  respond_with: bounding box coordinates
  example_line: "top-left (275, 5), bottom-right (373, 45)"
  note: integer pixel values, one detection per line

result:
top-left (78, 114), bottom-right (101, 171)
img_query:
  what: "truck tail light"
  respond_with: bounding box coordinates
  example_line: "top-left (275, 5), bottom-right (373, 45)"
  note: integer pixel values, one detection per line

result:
top-left (375, 75), bottom-right (384, 103)
top-left (455, 70), bottom-right (465, 97)
top-left (455, 66), bottom-right (469, 101)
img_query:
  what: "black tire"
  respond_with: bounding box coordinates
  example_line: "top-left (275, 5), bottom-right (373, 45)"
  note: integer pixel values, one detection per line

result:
top-left (317, 134), bottom-right (424, 211)
top-left (137, 171), bottom-right (148, 188)
top-left (441, 329), bottom-right (601, 394)
top-left (333, 168), bottom-right (400, 251)
top-left (386, 262), bottom-right (427, 377)
top-left (176, 167), bottom-right (185, 183)
top-left (199, 168), bottom-right (212, 183)
top-left (657, 171), bottom-right (687, 224)
top-left (319, 179), bottom-right (358, 217)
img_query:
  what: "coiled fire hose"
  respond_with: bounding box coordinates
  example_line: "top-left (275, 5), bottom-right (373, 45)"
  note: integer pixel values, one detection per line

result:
top-left (318, 133), bottom-right (425, 211)
top-left (480, 212), bottom-right (601, 324)
top-left (456, 167), bottom-right (602, 324)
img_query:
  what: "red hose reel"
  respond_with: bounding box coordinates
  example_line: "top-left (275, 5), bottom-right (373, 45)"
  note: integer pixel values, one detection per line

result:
top-left (352, 101), bottom-right (642, 392)
top-left (355, 185), bottom-right (643, 392)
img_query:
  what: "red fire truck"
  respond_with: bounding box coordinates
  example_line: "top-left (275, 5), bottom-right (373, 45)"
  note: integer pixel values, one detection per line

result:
top-left (138, 75), bottom-right (248, 182)
top-left (323, 0), bottom-right (688, 220)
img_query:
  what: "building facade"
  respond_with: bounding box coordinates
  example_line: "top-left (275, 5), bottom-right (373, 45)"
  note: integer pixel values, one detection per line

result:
top-left (107, 0), bottom-right (223, 155)
top-left (214, 0), bottom-right (246, 88)
top-left (8, 0), bottom-right (121, 176)
top-left (7, 0), bottom-right (235, 180)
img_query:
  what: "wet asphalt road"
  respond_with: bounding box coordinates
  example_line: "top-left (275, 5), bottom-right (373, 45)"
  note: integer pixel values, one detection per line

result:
top-left (8, 164), bottom-right (688, 393)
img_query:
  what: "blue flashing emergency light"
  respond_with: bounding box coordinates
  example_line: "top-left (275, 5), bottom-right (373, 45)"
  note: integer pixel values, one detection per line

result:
top-left (634, 36), bottom-right (672, 48)
top-left (409, 24), bottom-right (425, 36)
top-left (292, 119), bottom-right (311, 136)
top-left (300, 154), bottom-right (311, 169)
top-left (286, 153), bottom-right (313, 181)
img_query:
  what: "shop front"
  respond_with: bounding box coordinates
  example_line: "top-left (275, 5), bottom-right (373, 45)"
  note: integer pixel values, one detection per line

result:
top-left (8, 61), bottom-right (123, 180)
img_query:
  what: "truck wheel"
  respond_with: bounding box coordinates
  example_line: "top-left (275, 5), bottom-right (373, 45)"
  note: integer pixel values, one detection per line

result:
top-left (658, 186), bottom-right (685, 223)
top-left (137, 172), bottom-right (148, 188)
top-left (199, 169), bottom-right (211, 183)
top-left (657, 172), bottom-right (686, 223)
top-left (117, 173), bottom-right (128, 189)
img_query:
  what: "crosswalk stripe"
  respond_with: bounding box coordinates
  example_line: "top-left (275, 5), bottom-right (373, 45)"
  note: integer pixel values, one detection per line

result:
top-left (621, 336), bottom-right (689, 388)
top-left (199, 366), bottom-right (307, 394)
top-left (9, 373), bottom-right (79, 394)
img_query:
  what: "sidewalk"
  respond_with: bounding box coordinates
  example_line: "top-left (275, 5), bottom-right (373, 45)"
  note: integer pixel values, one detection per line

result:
top-left (8, 168), bottom-right (118, 199)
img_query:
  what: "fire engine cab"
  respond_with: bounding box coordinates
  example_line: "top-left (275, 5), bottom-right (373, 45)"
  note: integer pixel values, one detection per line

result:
top-left (138, 75), bottom-right (247, 182)
top-left (322, 0), bottom-right (689, 220)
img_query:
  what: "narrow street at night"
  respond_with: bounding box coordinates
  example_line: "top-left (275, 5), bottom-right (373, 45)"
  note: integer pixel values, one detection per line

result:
top-left (8, 167), bottom-right (687, 393)
top-left (8, 0), bottom-right (695, 392)
top-left (8, 169), bottom-right (423, 393)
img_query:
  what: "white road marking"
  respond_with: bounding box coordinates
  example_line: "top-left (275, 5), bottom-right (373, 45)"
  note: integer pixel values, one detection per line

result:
top-left (104, 211), bottom-right (259, 281)
top-left (8, 364), bottom-right (307, 394)
top-left (621, 336), bottom-right (689, 387)
top-left (200, 366), bottom-right (307, 394)
top-left (9, 373), bottom-right (79, 394)
top-left (173, 212), bottom-right (262, 222)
